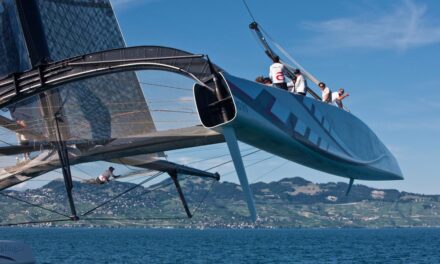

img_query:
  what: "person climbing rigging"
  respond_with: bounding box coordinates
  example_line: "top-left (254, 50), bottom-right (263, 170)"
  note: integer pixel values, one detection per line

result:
top-left (96, 166), bottom-right (120, 184)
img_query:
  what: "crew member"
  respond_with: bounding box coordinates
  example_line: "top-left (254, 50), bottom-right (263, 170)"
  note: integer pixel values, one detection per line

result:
top-left (293, 69), bottom-right (307, 96)
top-left (96, 166), bottom-right (120, 184)
top-left (331, 88), bottom-right (349, 109)
top-left (16, 120), bottom-right (30, 161)
top-left (269, 56), bottom-right (288, 90)
top-left (318, 82), bottom-right (331, 103)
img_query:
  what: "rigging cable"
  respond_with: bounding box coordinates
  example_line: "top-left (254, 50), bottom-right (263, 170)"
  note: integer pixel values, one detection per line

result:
top-left (80, 216), bottom-right (187, 222)
top-left (139, 81), bottom-right (192, 91)
top-left (53, 169), bottom-right (87, 182)
top-left (81, 171), bottom-right (164, 216)
top-left (252, 160), bottom-right (290, 183)
top-left (185, 147), bottom-right (256, 166)
top-left (0, 138), bottom-right (14, 147)
top-left (204, 149), bottom-right (261, 171)
top-left (259, 25), bottom-right (321, 85)
top-left (241, 0), bottom-right (256, 22)
top-left (0, 146), bottom-right (261, 225)
top-left (221, 155), bottom-right (275, 179)
top-left (239, 0), bottom-right (324, 100)
top-left (189, 176), bottom-right (218, 217)
top-left (116, 157), bottom-right (152, 172)
top-left (0, 192), bottom-right (70, 218)
top-left (83, 174), bottom-right (188, 221)
top-left (82, 149), bottom-right (262, 219)
top-left (187, 150), bottom-right (266, 217)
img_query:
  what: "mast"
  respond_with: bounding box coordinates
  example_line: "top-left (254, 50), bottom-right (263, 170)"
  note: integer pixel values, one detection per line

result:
top-left (249, 22), bottom-right (322, 101)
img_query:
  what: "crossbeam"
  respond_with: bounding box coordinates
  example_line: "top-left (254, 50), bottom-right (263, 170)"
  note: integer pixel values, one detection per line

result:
top-left (0, 46), bottom-right (223, 109)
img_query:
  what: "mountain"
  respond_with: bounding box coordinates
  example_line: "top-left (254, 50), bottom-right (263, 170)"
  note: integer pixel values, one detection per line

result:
top-left (1, 177), bottom-right (439, 228)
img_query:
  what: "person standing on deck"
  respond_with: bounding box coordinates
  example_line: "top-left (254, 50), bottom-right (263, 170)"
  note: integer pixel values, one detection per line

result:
top-left (319, 82), bottom-right (331, 103)
top-left (269, 56), bottom-right (288, 90)
top-left (293, 69), bottom-right (307, 96)
top-left (16, 120), bottom-right (30, 162)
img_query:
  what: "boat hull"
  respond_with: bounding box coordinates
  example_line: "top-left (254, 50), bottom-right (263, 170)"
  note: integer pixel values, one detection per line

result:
top-left (194, 73), bottom-right (403, 181)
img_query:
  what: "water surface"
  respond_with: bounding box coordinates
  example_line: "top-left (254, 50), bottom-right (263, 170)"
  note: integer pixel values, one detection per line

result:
top-left (1, 228), bottom-right (439, 263)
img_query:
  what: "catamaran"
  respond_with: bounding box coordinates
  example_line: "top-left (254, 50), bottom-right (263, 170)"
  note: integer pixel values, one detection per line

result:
top-left (0, 20), bottom-right (402, 223)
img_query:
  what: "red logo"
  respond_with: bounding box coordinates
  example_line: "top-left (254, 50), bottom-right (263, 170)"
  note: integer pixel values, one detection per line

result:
top-left (275, 72), bottom-right (284, 81)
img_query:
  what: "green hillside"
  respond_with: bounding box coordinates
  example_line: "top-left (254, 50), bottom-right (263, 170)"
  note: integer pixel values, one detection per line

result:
top-left (1, 177), bottom-right (439, 228)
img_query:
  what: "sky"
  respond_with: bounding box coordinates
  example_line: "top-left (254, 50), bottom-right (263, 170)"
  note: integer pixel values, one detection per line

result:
top-left (3, 0), bottom-right (440, 194)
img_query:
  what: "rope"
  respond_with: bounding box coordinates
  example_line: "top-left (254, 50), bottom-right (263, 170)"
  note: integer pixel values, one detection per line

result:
top-left (139, 81), bottom-right (192, 91)
top-left (258, 25), bottom-right (323, 99)
top-left (0, 106), bottom-right (197, 131)
top-left (252, 160), bottom-right (290, 183)
top-left (170, 144), bottom-right (226, 154)
top-left (134, 174), bottom-right (183, 197)
top-left (189, 178), bottom-right (217, 217)
top-left (81, 148), bottom-right (261, 218)
top-left (53, 169), bottom-right (87, 182)
top-left (0, 192), bottom-right (70, 218)
top-left (0, 142), bottom-right (263, 225)
top-left (81, 171), bottom-right (164, 216)
top-left (115, 158), bottom-right (156, 180)
top-left (221, 155), bottom-right (275, 179)
top-left (0, 108), bottom-right (200, 140)
top-left (81, 216), bottom-right (187, 222)
top-left (0, 100), bottom-right (194, 111)
top-left (184, 147), bottom-right (255, 166)
top-left (204, 149), bottom-right (261, 171)
top-left (173, 151), bottom-right (264, 218)
top-left (241, 0), bottom-right (256, 22)
top-left (124, 149), bottom-right (261, 218)
top-left (72, 165), bottom-right (95, 179)
top-left (85, 174), bottom-right (191, 218)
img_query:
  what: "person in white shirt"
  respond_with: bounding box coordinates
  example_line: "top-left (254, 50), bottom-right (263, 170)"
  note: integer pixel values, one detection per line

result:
top-left (331, 88), bottom-right (349, 109)
top-left (318, 82), bottom-right (331, 103)
top-left (15, 120), bottom-right (30, 161)
top-left (269, 56), bottom-right (288, 90)
top-left (96, 166), bottom-right (120, 184)
top-left (293, 69), bottom-right (307, 96)
top-left (287, 80), bottom-right (295, 91)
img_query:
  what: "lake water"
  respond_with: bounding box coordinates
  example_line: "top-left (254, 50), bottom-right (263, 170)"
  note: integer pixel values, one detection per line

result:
top-left (1, 228), bottom-right (439, 263)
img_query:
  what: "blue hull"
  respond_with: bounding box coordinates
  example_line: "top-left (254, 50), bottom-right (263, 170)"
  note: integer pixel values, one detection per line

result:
top-left (195, 73), bottom-right (403, 181)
